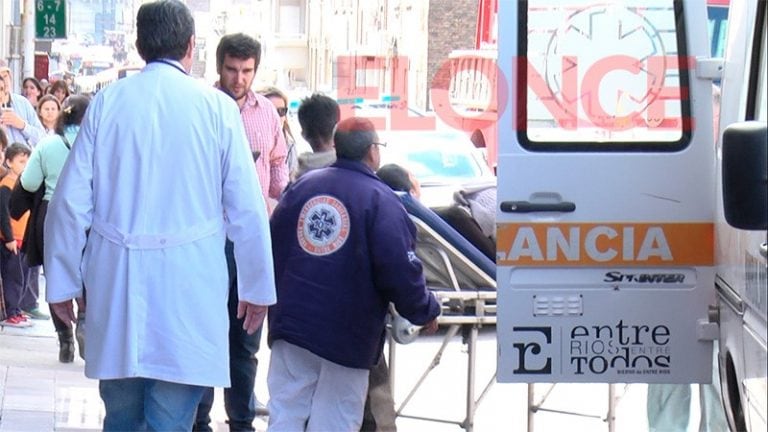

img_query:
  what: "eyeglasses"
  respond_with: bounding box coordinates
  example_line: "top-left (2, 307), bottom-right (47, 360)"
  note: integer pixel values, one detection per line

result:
top-left (276, 107), bottom-right (288, 117)
top-left (372, 141), bottom-right (387, 148)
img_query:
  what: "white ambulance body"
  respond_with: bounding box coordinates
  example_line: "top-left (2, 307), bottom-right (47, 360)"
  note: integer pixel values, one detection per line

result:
top-left (496, 0), bottom-right (718, 384)
top-left (713, 0), bottom-right (767, 430)
top-left (493, 0), bottom-right (766, 429)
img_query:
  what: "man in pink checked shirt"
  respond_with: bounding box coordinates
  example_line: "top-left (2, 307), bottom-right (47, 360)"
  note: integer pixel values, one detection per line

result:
top-left (194, 33), bottom-right (288, 432)
top-left (216, 33), bottom-right (288, 209)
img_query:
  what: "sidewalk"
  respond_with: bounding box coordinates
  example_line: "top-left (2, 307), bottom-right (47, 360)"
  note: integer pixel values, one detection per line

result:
top-left (0, 276), bottom-right (267, 432)
top-left (0, 318), bottom-right (102, 432)
top-left (0, 317), bottom-right (271, 432)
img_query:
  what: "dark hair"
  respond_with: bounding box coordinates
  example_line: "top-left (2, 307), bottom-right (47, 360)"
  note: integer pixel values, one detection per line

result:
top-left (0, 128), bottom-right (7, 153)
top-left (216, 33), bottom-right (261, 73)
top-left (136, 0), bottom-right (195, 62)
top-left (5, 142), bottom-right (31, 162)
top-left (22, 77), bottom-right (43, 94)
top-left (48, 80), bottom-right (70, 99)
top-left (54, 94), bottom-right (91, 136)
top-left (377, 164), bottom-right (413, 193)
top-left (334, 117), bottom-right (376, 161)
top-left (298, 94), bottom-right (340, 150)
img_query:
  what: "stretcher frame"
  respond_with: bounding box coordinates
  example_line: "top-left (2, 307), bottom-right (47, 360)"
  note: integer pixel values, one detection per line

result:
top-left (526, 383), bottom-right (628, 432)
top-left (388, 216), bottom-right (497, 432)
top-left (389, 213), bottom-right (627, 431)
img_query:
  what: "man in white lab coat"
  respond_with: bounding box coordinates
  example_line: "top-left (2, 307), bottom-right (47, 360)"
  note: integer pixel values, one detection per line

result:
top-left (43, 1), bottom-right (276, 430)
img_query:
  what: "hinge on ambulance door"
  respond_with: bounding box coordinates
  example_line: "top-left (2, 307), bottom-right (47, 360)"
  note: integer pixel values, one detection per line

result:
top-left (696, 57), bottom-right (724, 80)
top-left (696, 305), bottom-right (720, 341)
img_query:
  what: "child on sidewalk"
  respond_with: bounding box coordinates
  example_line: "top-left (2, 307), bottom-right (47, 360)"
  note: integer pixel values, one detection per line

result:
top-left (0, 143), bottom-right (32, 327)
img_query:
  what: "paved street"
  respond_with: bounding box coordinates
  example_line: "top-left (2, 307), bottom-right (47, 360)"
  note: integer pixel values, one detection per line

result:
top-left (0, 323), bottom-right (670, 432)
top-left (0, 278), bottom-right (705, 431)
top-left (388, 327), bottom-right (658, 432)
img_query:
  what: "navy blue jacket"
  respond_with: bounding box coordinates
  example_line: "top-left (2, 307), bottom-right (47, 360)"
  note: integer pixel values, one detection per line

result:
top-left (268, 159), bottom-right (440, 369)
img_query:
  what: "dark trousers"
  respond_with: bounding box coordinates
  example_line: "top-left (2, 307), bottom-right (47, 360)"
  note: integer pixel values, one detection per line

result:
top-left (20, 265), bottom-right (40, 311)
top-left (1, 247), bottom-right (30, 317)
top-left (194, 241), bottom-right (262, 432)
top-left (361, 355), bottom-right (398, 431)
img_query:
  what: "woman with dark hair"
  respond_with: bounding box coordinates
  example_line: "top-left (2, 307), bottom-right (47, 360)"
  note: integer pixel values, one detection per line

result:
top-left (47, 80), bottom-right (70, 104)
top-left (22, 77), bottom-right (44, 108)
top-left (18, 94), bottom-right (90, 362)
top-left (259, 86), bottom-right (298, 176)
top-left (36, 94), bottom-right (61, 134)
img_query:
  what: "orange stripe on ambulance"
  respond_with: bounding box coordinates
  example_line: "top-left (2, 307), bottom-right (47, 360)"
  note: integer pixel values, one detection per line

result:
top-left (497, 223), bottom-right (714, 266)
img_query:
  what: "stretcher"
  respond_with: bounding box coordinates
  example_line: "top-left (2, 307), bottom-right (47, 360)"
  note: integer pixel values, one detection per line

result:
top-left (388, 193), bottom-right (497, 432)
top-left (389, 193), bottom-right (628, 432)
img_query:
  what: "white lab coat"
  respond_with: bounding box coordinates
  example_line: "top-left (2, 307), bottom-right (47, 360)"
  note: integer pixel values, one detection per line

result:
top-left (44, 61), bottom-right (276, 387)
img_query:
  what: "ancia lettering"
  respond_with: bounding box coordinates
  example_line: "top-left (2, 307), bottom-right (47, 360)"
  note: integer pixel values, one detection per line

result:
top-left (503, 225), bottom-right (673, 263)
top-left (568, 320), bottom-right (671, 375)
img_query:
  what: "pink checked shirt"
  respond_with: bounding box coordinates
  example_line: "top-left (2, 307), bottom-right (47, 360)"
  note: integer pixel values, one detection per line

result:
top-left (239, 91), bottom-right (288, 201)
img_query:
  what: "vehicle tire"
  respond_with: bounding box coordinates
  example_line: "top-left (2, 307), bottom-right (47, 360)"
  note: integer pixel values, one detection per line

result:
top-left (719, 353), bottom-right (747, 432)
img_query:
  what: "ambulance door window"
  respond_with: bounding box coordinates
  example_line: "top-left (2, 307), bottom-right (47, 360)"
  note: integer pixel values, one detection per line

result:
top-left (521, 1), bottom-right (690, 151)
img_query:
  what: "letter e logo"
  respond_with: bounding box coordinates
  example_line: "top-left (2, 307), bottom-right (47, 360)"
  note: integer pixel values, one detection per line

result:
top-left (511, 326), bottom-right (553, 374)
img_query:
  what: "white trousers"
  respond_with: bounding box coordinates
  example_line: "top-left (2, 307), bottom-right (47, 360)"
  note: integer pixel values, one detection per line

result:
top-left (647, 343), bottom-right (727, 432)
top-left (267, 340), bottom-right (370, 432)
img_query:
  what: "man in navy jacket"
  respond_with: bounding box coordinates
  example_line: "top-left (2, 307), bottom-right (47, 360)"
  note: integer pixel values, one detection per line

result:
top-left (267, 117), bottom-right (440, 430)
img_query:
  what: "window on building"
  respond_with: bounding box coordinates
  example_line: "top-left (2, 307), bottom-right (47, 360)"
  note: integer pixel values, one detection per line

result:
top-left (277, 0), bottom-right (306, 35)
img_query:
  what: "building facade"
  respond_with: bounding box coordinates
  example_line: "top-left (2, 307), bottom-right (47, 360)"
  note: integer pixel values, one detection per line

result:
top-left (305, 0), bottom-right (433, 109)
top-left (3, 0), bottom-right (478, 106)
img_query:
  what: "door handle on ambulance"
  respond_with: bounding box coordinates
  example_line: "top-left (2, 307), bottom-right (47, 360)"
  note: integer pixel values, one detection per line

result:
top-left (499, 201), bottom-right (576, 213)
top-left (760, 242), bottom-right (767, 259)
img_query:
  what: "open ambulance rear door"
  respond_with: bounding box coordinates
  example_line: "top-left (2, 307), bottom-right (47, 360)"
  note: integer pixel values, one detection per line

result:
top-left (496, 0), bottom-right (718, 383)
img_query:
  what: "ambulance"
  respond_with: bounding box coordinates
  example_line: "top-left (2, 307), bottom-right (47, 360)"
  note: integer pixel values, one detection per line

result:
top-left (712, 1), bottom-right (766, 430)
top-left (493, 1), bottom-right (766, 430)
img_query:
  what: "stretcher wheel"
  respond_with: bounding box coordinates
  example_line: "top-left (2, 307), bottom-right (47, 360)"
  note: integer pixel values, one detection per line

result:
top-left (388, 312), bottom-right (421, 344)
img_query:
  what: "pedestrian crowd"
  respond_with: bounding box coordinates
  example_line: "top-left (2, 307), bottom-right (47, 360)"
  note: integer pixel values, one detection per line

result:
top-left (0, 1), bottom-right (442, 431)
top-left (0, 57), bottom-right (54, 332)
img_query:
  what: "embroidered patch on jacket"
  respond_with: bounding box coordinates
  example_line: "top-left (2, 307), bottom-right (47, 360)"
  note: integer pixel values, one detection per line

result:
top-left (407, 250), bottom-right (418, 263)
top-left (297, 195), bottom-right (350, 256)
